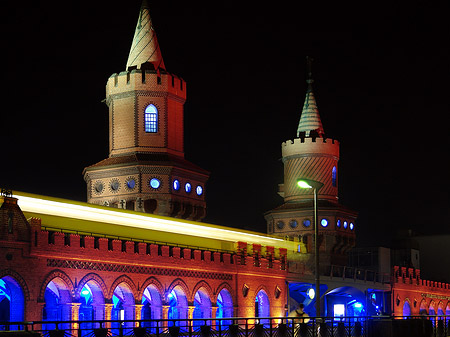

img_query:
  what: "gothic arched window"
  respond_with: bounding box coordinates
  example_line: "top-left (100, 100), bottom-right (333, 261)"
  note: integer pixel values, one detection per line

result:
top-left (145, 104), bottom-right (158, 133)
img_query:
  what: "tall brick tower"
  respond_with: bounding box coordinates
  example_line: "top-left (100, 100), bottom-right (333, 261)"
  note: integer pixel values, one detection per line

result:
top-left (265, 58), bottom-right (357, 266)
top-left (83, 1), bottom-right (209, 220)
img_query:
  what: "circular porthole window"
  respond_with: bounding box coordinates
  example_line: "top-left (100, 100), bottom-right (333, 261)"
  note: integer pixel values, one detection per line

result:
top-left (303, 219), bottom-right (311, 227)
top-left (276, 221), bottom-right (285, 229)
top-left (126, 178), bottom-right (136, 190)
top-left (150, 178), bottom-right (161, 189)
top-left (196, 185), bottom-right (203, 196)
top-left (173, 179), bottom-right (180, 191)
top-left (343, 221), bottom-right (348, 229)
top-left (321, 218), bottom-right (329, 227)
top-left (289, 219), bottom-right (298, 228)
top-left (94, 181), bottom-right (104, 194)
top-left (336, 219), bottom-right (341, 228)
top-left (110, 179), bottom-right (120, 192)
top-left (350, 223), bottom-right (354, 230)
top-left (185, 182), bottom-right (192, 193)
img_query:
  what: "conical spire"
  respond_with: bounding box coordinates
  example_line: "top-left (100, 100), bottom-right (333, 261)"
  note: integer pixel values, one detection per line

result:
top-left (296, 57), bottom-right (324, 137)
top-left (126, 1), bottom-right (165, 71)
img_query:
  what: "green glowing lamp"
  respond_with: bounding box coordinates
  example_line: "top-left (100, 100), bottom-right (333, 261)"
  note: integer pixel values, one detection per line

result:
top-left (297, 180), bottom-right (313, 189)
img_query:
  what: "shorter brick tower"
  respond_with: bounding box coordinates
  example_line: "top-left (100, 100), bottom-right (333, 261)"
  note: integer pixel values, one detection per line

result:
top-left (265, 59), bottom-right (357, 266)
top-left (83, 2), bottom-right (209, 220)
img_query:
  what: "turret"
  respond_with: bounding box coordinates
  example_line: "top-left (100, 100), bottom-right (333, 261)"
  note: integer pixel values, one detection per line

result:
top-left (83, 2), bottom-right (209, 221)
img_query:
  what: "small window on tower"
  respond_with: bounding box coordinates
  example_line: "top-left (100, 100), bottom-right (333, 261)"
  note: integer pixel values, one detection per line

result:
top-left (145, 104), bottom-right (158, 133)
top-left (332, 166), bottom-right (337, 187)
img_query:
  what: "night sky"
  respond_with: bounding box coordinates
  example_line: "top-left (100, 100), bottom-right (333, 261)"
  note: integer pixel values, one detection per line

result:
top-left (2, 1), bottom-right (449, 248)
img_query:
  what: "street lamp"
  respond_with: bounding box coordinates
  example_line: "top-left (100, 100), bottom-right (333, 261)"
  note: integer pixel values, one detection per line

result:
top-left (297, 178), bottom-right (324, 319)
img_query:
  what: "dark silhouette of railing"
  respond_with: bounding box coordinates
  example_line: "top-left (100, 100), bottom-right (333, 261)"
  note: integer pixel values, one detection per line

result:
top-left (0, 316), bottom-right (449, 337)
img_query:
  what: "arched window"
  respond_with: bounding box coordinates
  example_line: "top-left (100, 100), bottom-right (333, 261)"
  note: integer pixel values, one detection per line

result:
top-left (332, 166), bottom-right (337, 187)
top-left (145, 104), bottom-right (158, 133)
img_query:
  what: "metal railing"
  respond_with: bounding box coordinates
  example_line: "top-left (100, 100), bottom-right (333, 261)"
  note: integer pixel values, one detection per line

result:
top-left (0, 316), bottom-right (449, 337)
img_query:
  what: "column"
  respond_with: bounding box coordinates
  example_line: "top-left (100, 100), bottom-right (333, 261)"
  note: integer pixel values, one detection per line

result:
top-left (188, 306), bottom-right (195, 333)
top-left (104, 303), bottom-right (114, 330)
top-left (135, 304), bottom-right (143, 327)
top-left (211, 306), bottom-right (218, 330)
top-left (162, 305), bottom-right (170, 330)
top-left (69, 303), bottom-right (81, 337)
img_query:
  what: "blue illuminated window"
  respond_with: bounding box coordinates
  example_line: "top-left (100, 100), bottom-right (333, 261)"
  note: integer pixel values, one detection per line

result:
top-left (321, 218), bottom-right (329, 227)
top-left (349, 223), bottom-right (354, 230)
top-left (303, 219), bottom-right (311, 227)
top-left (145, 104), bottom-right (158, 133)
top-left (150, 178), bottom-right (161, 189)
top-left (173, 179), bottom-right (180, 191)
top-left (185, 183), bottom-right (192, 193)
top-left (343, 221), bottom-right (348, 229)
top-left (336, 219), bottom-right (341, 228)
top-left (196, 185), bottom-right (203, 196)
top-left (332, 166), bottom-right (337, 187)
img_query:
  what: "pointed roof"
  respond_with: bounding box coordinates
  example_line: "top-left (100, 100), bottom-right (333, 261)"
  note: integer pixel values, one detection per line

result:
top-left (126, 0), bottom-right (165, 71)
top-left (296, 57), bottom-right (324, 137)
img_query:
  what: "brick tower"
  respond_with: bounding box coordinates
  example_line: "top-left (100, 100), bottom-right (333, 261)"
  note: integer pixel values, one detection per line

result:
top-left (265, 58), bottom-right (357, 266)
top-left (83, 1), bottom-right (209, 220)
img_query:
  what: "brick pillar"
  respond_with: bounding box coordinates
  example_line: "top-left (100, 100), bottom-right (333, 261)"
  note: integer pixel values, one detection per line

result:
top-left (70, 303), bottom-right (81, 336)
top-left (135, 304), bottom-right (143, 327)
top-left (104, 304), bottom-right (114, 330)
top-left (162, 305), bottom-right (170, 329)
top-left (211, 306), bottom-right (218, 329)
top-left (188, 306), bottom-right (195, 333)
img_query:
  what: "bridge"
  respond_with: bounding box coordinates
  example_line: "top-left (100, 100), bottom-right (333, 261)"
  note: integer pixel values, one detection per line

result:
top-left (1, 316), bottom-right (449, 337)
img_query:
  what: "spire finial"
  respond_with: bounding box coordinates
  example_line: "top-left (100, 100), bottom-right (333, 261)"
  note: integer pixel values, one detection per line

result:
top-left (296, 56), bottom-right (324, 138)
top-left (126, 1), bottom-right (165, 71)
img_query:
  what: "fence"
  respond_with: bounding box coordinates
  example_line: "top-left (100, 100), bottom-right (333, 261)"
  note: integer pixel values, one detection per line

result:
top-left (0, 316), bottom-right (449, 337)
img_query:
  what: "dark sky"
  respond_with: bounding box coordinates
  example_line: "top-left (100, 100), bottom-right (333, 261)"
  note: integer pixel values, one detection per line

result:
top-left (2, 1), bottom-right (449, 247)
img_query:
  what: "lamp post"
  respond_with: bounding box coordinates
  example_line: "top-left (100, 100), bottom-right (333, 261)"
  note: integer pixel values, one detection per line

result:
top-left (297, 179), bottom-right (324, 319)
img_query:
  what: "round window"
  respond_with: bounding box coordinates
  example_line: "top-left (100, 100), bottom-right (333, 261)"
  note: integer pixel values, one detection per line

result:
top-left (343, 221), bottom-right (348, 229)
top-left (196, 185), bottom-right (203, 196)
top-left (94, 182), bottom-right (104, 194)
top-left (303, 219), bottom-right (311, 227)
top-left (276, 221), bottom-right (285, 229)
top-left (350, 223), bottom-right (354, 230)
top-left (110, 180), bottom-right (120, 191)
top-left (289, 219), bottom-right (298, 228)
top-left (185, 182), bottom-right (192, 193)
top-left (173, 179), bottom-right (180, 191)
top-left (126, 179), bottom-right (136, 190)
top-left (321, 218), bottom-right (329, 227)
top-left (150, 178), bottom-right (161, 189)
top-left (336, 219), bottom-right (341, 228)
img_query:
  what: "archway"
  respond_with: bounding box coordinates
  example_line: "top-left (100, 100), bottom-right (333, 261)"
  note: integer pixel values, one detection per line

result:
top-left (255, 290), bottom-right (270, 325)
top-left (141, 284), bottom-right (162, 331)
top-left (402, 301), bottom-right (411, 317)
top-left (0, 276), bottom-right (25, 330)
top-left (216, 288), bottom-right (233, 328)
top-left (79, 281), bottom-right (105, 336)
top-left (446, 303), bottom-right (450, 316)
top-left (43, 278), bottom-right (72, 331)
top-left (419, 300), bottom-right (428, 315)
top-left (167, 286), bottom-right (188, 329)
top-left (111, 283), bottom-right (135, 335)
top-left (324, 287), bottom-right (366, 320)
top-left (193, 288), bottom-right (212, 329)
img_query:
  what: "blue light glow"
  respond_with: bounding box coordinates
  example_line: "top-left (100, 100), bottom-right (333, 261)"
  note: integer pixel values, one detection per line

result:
top-left (173, 179), bottom-right (180, 191)
top-left (196, 185), bottom-right (203, 196)
top-left (321, 218), bottom-right (328, 227)
top-left (343, 221), bottom-right (348, 229)
top-left (185, 182), bottom-right (191, 193)
top-left (150, 178), bottom-right (161, 189)
top-left (350, 223), bottom-right (354, 230)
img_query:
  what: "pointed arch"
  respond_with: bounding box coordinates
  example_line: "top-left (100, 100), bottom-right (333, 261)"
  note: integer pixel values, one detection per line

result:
top-left (138, 277), bottom-right (164, 301)
top-left (166, 278), bottom-right (189, 303)
top-left (215, 282), bottom-right (234, 303)
top-left (75, 273), bottom-right (108, 300)
top-left (402, 298), bottom-right (411, 317)
top-left (108, 275), bottom-right (137, 300)
top-left (0, 269), bottom-right (30, 301)
top-left (191, 281), bottom-right (214, 303)
top-left (39, 269), bottom-right (74, 302)
top-left (254, 285), bottom-right (272, 302)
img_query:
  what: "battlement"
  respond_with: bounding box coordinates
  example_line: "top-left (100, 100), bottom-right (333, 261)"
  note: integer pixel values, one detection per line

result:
top-left (393, 266), bottom-right (450, 290)
top-left (282, 136), bottom-right (339, 159)
top-left (29, 228), bottom-right (288, 273)
top-left (106, 69), bottom-right (186, 101)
